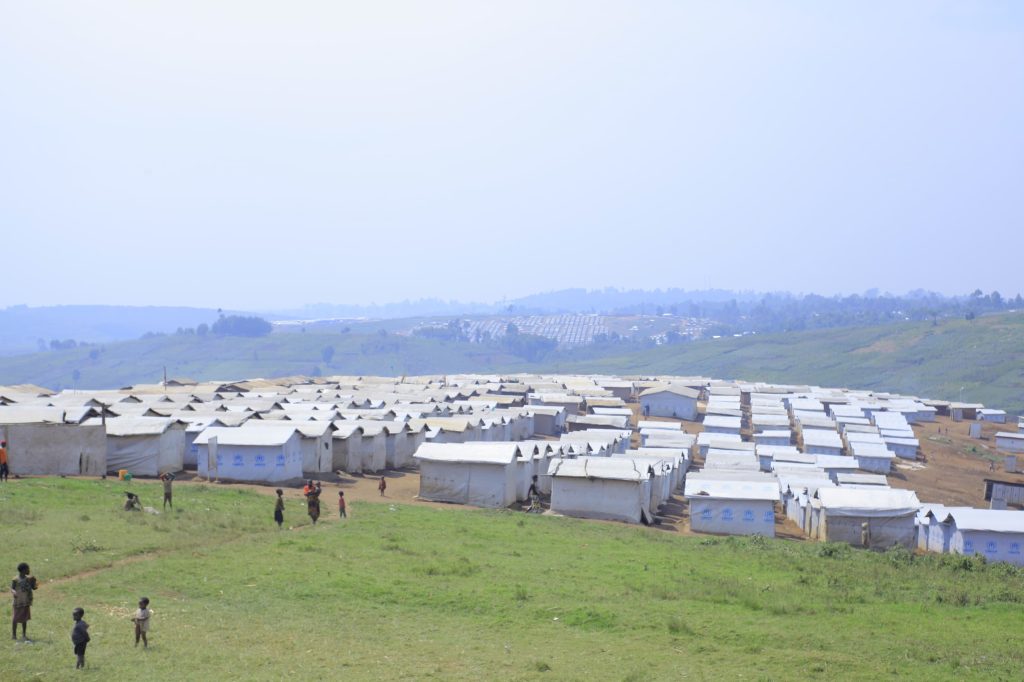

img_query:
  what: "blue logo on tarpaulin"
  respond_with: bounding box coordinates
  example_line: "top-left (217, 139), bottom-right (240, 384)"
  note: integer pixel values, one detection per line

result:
top-left (1011, 543), bottom-right (1021, 555)
top-left (232, 455), bottom-right (243, 467)
top-left (701, 508), bottom-right (712, 520)
top-left (722, 508), bottom-right (733, 521)
top-left (964, 540), bottom-right (974, 553)
top-left (215, 455), bottom-right (224, 468)
top-left (743, 510), bottom-right (754, 522)
top-left (763, 510), bottom-right (773, 523)
top-left (985, 541), bottom-right (997, 554)
top-left (255, 455), bottom-right (266, 467)
top-left (275, 454), bottom-right (285, 467)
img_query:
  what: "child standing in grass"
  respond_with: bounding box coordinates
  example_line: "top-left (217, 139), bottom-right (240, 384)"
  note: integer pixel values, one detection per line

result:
top-left (71, 607), bottom-right (89, 669)
top-left (274, 489), bottom-right (285, 528)
top-left (338, 490), bottom-right (347, 519)
top-left (133, 597), bottom-right (152, 648)
top-left (11, 562), bottom-right (37, 641)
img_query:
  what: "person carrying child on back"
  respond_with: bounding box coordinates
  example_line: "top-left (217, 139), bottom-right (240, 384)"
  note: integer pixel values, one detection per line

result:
top-left (11, 562), bottom-right (38, 641)
top-left (71, 607), bottom-right (90, 669)
top-left (133, 597), bottom-right (152, 648)
top-left (306, 482), bottom-right (322, 525)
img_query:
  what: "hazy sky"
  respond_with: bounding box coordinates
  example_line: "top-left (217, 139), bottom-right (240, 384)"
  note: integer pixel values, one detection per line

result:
top-left (3, 2), bottom-right (1022, 310)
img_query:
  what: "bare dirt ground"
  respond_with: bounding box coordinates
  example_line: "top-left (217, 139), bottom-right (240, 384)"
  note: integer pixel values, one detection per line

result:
top-left (891, 415), bottom-right (1024, 507)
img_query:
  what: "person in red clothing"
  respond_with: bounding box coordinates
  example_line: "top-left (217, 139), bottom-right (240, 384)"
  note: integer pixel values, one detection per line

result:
top-left (378, 477), bottom-right (387, 497)
top-left (0, 440), bottom-right (9, 482)
top-left (338, 490), bottom-right (347, 519)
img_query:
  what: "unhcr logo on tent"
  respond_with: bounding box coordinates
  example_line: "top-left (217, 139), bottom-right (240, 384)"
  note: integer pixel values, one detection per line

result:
top-left (275, 454), bottom-right (285, 467)
top-left (254, 455), bottom-right (266, 467)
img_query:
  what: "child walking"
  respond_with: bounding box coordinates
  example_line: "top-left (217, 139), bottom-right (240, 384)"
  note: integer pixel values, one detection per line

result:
top-left (133, 597), bottom-right (152, 648)
top-left (338, 490), bottom-right (347, 519)
top-left (71, 608), bottom-right (89, 669)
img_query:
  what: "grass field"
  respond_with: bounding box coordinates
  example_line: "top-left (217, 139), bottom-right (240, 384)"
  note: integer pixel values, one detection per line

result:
top-left (3, 479), bottom-right (1024, 680)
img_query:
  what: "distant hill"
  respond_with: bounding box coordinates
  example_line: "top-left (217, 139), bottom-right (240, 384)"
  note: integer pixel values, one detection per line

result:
top-left (0, 305), bottom-right (228, 356)
top-left (1, 312), bottom-right (1021, 414)
top-left (567, 311), bottom-right (1024, 414)
top-left (0, 331), bottom-right (535, 391)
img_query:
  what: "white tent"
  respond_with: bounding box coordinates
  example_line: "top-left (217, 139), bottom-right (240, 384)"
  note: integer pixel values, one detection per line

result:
top-left (242, 419), bottom-right (334, 473)
top-left (932, 509), bottom-right (1024, 566)
top-left (0, 422), bottom-right (106, 476)
top-left (685, 476), bottom-right (778, 536)
top-left (548, 457), bottom-right (653, 524)
top-left (194, 426), bottom-right (303, 482)
top-left (815, 488), bottom-right (921, 549)
top-left (95, 416), bottom-right (187, 476)
top-left (413, 442), bottom-right (520, 508)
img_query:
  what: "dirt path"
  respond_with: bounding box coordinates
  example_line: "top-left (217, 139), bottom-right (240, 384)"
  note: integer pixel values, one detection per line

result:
top-left (891, 415), bottom-right (1024, 507)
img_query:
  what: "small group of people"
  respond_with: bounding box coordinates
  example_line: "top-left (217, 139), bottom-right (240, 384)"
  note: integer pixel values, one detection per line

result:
top-left (12, 562), bottom-right (153, 669)
top-left (275, 480), bottom-right (358, 528)
top-left (122, 472), bottom-right (176, 513)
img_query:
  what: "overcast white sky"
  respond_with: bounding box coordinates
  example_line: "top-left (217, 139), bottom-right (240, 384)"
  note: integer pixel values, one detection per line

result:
top-left (2, 2), bottom-right (1022, 309)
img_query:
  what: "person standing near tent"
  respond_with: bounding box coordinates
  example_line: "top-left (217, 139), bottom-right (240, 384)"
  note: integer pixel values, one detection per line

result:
top-left (306, 482), bottom-right (322, 525)
top-left (0, 440), bottom-right (9, 482)
top-left (338, 490), bottom-right (347, 519)
top-left (378, 477), bottom-right (387, 497)
top-left (861, 522), bottom-right (871, 549)
top-left (274, 489), bottom-right (285, 528)
top-left (160, 472), bottom-right (176, 510)
top-left (528, 475), bottom-right (541, 512)
top-left (11, 562), bottom-right (38, 641)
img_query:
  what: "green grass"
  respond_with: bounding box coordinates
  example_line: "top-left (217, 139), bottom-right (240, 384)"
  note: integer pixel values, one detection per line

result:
top-left (2, 479), bottom-right (1024, 680)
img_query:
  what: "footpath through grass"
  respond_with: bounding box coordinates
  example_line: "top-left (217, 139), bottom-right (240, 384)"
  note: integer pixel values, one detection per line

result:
top-left (2, 478), bottom-right (1023, 681)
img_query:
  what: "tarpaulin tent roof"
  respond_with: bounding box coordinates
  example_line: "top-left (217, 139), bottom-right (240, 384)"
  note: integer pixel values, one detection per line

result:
top-left (194, 425), bottom-right (297, 447)
top-left (0, 406), bottom-right (100, 425)
top-left (933, 509), bottom-right (1024, 533)
top-left (414, 442), bottom-right (522, 465)
top-left (92, 416), bottom-right (185, 436)
top-left (639, 385), bottom-right (700, 399)
top-left (816, 488), bottom-right (920, 517)
top-left (243, 420), bottom-right (333, 438)
top-left (548, 456), bottom-right (646, 482)
top-left (684, 477), bottom-right (779, 501)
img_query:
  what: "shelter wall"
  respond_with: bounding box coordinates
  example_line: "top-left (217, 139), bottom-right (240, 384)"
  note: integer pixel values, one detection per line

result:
top-left (822, 513), bottom-right (916, 550)
top-left (689, 498), bottom-right (775, 537)
top-left (3, 424), bottom-right (106, 476)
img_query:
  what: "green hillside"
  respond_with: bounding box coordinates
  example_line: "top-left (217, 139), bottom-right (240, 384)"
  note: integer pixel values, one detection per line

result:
top-left (0, 332), bottom-right (534, 391)
top-left (568, 312), bottom-right (1024, 414)
top-left (1, 313), bottom-right (1022, 414)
